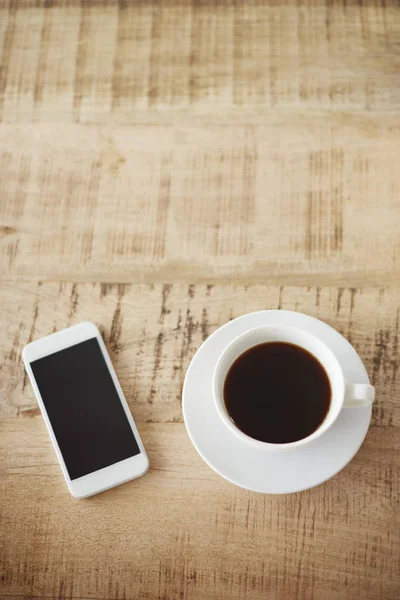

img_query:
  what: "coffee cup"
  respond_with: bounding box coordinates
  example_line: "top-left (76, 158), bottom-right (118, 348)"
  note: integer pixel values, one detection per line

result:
top-left (212, 325), bottom-right (375, 451)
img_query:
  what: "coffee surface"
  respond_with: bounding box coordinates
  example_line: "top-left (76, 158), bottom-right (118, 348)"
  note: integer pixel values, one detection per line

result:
top-left (224, 342), bottom-right (331, 444)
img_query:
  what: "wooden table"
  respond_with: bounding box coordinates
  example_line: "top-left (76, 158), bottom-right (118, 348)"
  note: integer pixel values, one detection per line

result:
top-left (1, 1), bottom-right (399, 599)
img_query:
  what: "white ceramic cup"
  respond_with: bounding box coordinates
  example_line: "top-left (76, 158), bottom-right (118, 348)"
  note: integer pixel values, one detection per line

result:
top-left (213, 325), bottom-right (375, 451)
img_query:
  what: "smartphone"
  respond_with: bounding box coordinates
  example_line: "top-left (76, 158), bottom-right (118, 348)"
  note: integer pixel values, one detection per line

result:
top-left (22, 321), bottom-right (149, 498)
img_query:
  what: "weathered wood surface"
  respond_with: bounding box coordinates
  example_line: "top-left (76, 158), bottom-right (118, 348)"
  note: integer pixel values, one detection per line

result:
top-left (1, 282), bottom-right (400, 428)
top-left (1, 120), bottom-right (400, 286)
top-left (1, 283), bottom-right (399, 600)
top-left (0, 1), bottom-right (399, 599)
top-left (0, 0), bottom-right (399, 122)
top-left (1, 420), bottom-right (398, 600)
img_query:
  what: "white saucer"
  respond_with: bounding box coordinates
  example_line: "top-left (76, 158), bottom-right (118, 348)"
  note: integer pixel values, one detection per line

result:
top-left (182, 310), bottom-right (372, 494)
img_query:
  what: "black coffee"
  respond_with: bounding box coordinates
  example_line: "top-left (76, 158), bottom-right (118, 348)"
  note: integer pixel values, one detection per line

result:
top-left (224, 342), bottom-right (331, 444)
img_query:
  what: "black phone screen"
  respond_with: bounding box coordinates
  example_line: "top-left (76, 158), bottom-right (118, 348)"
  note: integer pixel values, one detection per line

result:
top-left (30, 337), bottom-right (140, 480)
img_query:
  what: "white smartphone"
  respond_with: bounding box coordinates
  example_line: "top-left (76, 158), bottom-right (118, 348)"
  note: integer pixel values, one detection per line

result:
top-left (22, 321), bottom-right (149, 498)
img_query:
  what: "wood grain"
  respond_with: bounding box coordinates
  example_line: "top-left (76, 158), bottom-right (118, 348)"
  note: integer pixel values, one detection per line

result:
top-left (1, 420), bottom-right (399, 600)
top-left (1, 282), bottom-right (400, 429)
top-left (0, 1), bottom-right (399, 599)
top-left (1, 120), bottom-right (400, 285)
top-left (0, 282), bottom-right (399, 599)
top-left (0, 1), bottom-right (400, 122)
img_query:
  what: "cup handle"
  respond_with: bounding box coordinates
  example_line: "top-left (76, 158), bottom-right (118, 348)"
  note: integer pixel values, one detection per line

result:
top-left (344, 383), bottom-right (375, 407)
